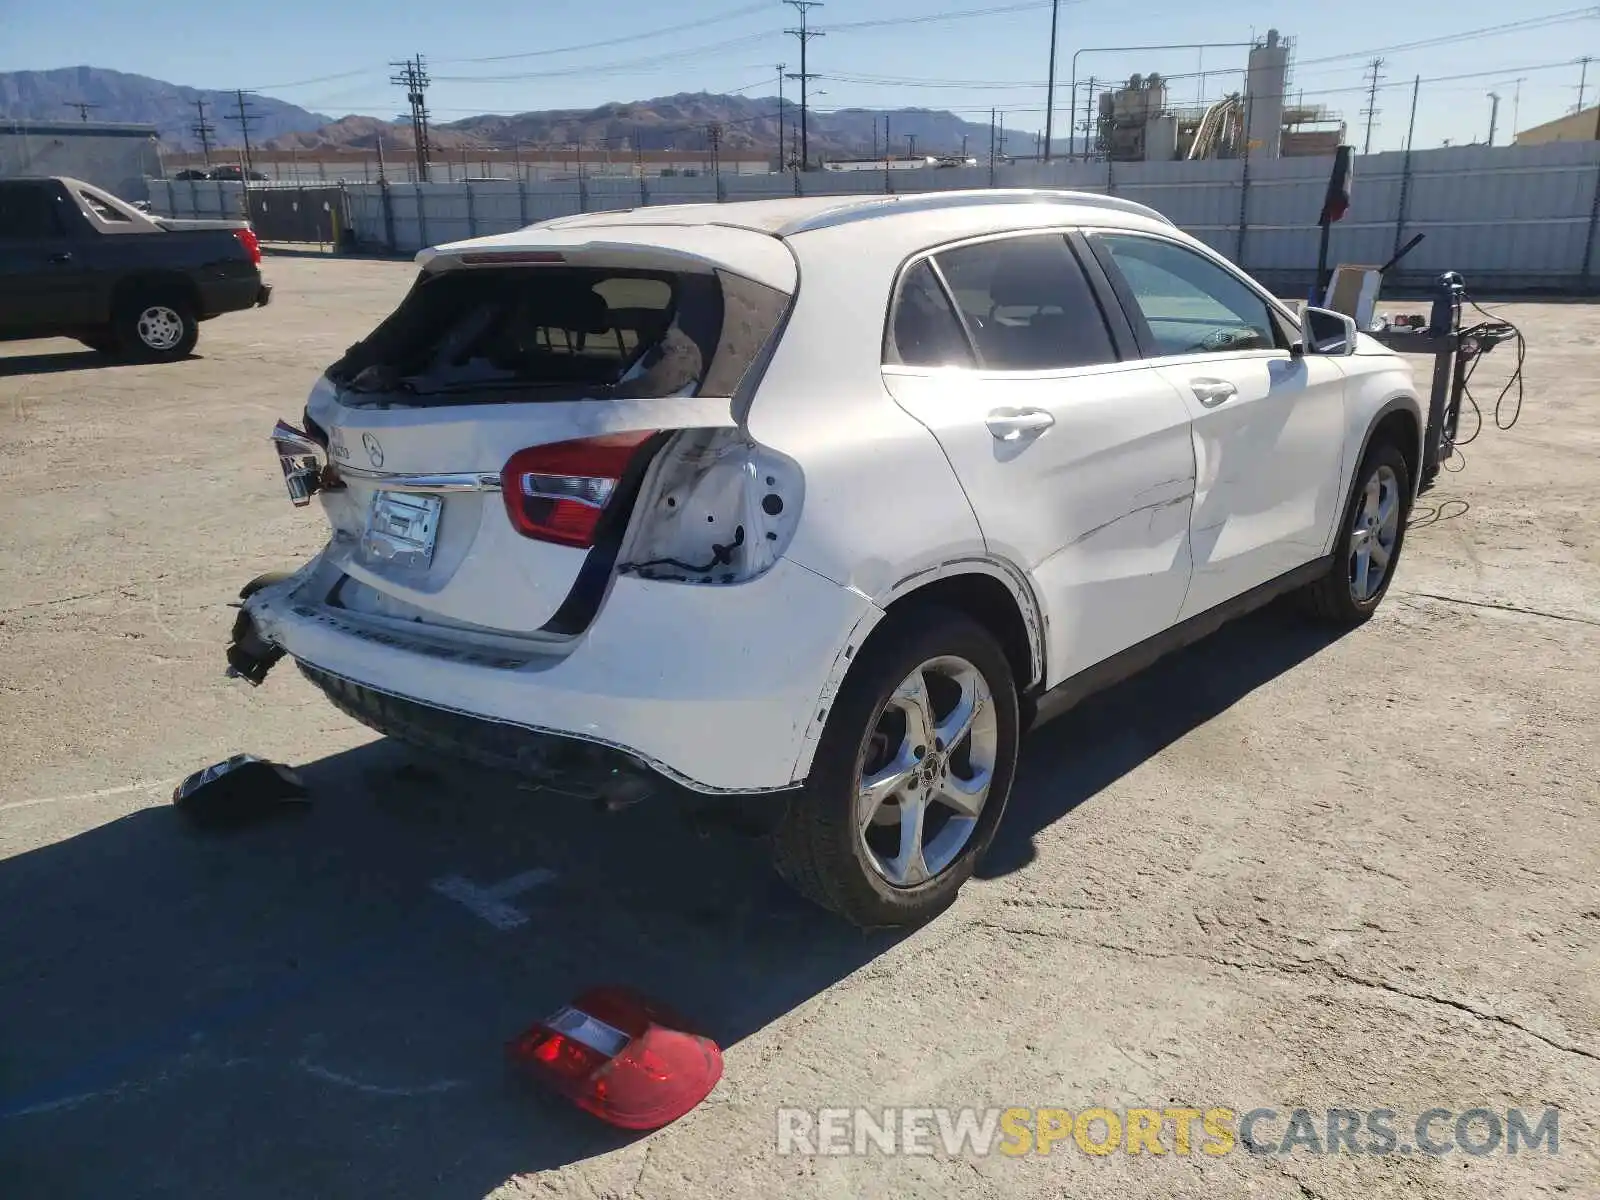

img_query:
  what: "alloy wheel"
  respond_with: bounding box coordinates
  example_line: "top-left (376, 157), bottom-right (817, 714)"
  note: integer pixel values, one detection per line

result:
top-left (1349, 463), bottom-right (1401, 603)
top-left (855, 655), bottom-right (998, 887)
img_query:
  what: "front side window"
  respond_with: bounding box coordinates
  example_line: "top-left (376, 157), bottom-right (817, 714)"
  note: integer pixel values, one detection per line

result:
top-left (1096, 234), bottom-right (1278, 357)
top-left (932, 234), bottom-right (1117, 371)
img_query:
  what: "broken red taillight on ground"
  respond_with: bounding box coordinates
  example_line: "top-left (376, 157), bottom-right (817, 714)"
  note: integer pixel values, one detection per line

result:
top-left (507, 985), bottom-right (722, 1130)
top-left (234, 227), bottom-right (262, 265)
top-left (501, 431), bottom-right (658, 548)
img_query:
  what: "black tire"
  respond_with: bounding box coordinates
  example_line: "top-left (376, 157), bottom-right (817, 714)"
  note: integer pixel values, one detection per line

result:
top-left (114, 292), bottom-right (199, 362)
top-left (1299, 440), bottom-right (1412, 625)
top-left (771, 606), bottom-right (1020, 929)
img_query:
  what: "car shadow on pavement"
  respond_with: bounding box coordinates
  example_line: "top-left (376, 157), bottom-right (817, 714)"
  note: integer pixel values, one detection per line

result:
top-left (0, 604), bottom-right (1346, 1199)
top-left (0, 739), bottom-right (896, 1199)
top-left (0, 350), bottom-right (194, 376)
top-left (978, 601), bottom-right (1350, 879)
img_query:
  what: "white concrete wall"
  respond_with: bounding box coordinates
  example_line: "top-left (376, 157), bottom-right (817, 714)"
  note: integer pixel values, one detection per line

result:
top-left (148, 141), bottom-right (1600, 290)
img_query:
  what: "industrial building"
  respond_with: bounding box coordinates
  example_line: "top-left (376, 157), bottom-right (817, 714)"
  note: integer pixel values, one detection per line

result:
top-left (0, 120), bottom-right (161, 200)
top-left (1514, 107), bottom-right (1600, 146)
top-left (1091, 29), bottom-right (1344, 162)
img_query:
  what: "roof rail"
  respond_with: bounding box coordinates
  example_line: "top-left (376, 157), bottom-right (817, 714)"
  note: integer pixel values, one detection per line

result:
top-left (780, 188), bottom-right (1174, 235)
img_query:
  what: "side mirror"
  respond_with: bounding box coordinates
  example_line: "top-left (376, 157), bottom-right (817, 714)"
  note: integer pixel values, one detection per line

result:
top-left (1299, 306), bottom-right (1358, 357)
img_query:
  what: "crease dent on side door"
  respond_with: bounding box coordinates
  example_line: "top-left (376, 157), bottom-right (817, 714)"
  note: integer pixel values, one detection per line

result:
top-left (880, 232), bottom-right (1197, 688)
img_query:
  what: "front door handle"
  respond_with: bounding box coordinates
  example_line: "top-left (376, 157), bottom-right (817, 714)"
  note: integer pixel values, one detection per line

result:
top-left (48, 252), bottom-right (73, 265)
top-left (985, 408), bottom-right (1055, 441)
top-left (1189, 378), bottom-right (1237, 407)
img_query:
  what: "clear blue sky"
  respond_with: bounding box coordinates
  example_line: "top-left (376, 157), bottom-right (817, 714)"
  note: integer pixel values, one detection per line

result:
top-left (3, 0), bottom-right (1597, 150)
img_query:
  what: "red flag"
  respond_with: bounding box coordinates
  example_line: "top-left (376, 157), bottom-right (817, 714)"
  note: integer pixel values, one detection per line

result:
top-left (1320, 145), bottom-right (1354, 225)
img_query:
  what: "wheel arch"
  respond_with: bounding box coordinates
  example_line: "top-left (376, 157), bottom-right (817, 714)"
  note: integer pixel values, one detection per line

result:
top-left (790, 556), bottom-right (1045, 785)
top-left (112, 271), bottom-right (201, 317)
top-left (877, 559), bottom-right (1045, 694)
top-left (1360, 395), bottom-right (1424, 496)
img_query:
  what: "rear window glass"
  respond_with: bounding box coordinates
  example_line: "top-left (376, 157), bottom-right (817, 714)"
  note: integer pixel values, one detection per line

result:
top-left (328, 266), bottom-right (724, 400)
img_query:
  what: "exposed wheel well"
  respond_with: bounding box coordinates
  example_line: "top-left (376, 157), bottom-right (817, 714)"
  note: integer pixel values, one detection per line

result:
top-left (883, 572), bottom-right (1037, 697)
top-left (1368, 406), bottom-right (1421, 494)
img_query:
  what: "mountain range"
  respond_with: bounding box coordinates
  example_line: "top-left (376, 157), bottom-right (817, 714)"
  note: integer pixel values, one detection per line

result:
top-left (1, 66), bottom-right (1035, 160)
top-left (0, 67), bottom-right (330, 148)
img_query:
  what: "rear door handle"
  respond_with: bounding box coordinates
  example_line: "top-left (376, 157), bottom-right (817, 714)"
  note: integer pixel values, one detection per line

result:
top-left (48, 252), bottom-right (73, 265)
top-left (985, 408), bottom-right (1055, 441)
top-left (1189, 378), bottom-right (1237, 407)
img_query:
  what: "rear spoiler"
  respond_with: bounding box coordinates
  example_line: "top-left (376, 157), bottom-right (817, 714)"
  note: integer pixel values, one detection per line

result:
top-left (418, 225), bottom-right (799, 295)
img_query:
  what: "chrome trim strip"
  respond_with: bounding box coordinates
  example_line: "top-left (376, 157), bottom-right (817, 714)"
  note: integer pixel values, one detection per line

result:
top-left (336, 466), bottom-right (502, 494)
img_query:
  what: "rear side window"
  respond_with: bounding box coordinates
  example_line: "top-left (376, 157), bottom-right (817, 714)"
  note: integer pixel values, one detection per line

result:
top-left (328, 266), bottom-right (727, 400)
top-left (78, 189), bottom-right (134, 223)
top-left (887, 260), bottom-right (975, 367)
top-left (1096, 234), bottom-right (1278, 357)
top-left (0, 183), bottom-right (67, 239)
top-left (933, 234), bottom-right (1117, 370)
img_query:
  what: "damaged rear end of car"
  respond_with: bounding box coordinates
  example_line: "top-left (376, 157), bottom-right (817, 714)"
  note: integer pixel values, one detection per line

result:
top-left (229, 223), bottom-right (873, 795)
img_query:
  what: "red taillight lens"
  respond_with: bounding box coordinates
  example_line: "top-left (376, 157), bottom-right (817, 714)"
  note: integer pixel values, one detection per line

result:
top-left (234, 227), bottom-right (262, 265)
top-left (507, 986), bottom-right (723, 1132)
top-left (501, 431), bottom-right (658, 548)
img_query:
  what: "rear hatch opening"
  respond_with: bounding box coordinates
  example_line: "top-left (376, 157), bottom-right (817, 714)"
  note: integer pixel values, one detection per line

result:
top-left (290, 245), bottom-right (801, 644)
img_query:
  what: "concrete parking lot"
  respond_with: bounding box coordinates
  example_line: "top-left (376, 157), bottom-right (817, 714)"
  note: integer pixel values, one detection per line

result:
top-left (1, 254), bottom-right (1596, 1199)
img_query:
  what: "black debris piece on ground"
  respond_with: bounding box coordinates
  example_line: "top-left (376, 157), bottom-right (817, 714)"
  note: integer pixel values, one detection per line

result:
top-left (172, 754), bottom-right (310, 830)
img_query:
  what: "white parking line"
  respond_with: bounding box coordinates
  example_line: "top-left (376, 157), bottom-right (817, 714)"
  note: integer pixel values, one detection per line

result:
top-left (428, 868), bottom-right (558, 930)
top-left (0, 780), bottom-right (166, 814)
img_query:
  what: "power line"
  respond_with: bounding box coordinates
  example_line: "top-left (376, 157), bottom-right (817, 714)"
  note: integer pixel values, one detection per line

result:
top-left (1361, 57), bottom-right (1386, 154)
top-left (225, 90), bottom-right (261, 170)
top-left (390, 55), bottom-right (433, 182)
top-left (785, 0), bottom-right (825, 171)
top-left (1294, 8), bottom-right (1600, 70)
top-left (192, 98), bottom-right (217, 165)
top-left (442, 1), bottom-right (770, 64)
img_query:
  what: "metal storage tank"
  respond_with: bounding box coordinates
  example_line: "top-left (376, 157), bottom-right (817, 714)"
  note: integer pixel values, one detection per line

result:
top-left (1144, 113), bottom-right (1179, 161)
top-left (1245, 29), bottom-right (1288, 159)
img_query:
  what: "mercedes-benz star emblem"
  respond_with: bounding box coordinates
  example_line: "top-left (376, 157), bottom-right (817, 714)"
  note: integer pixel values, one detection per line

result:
top-left (362, 432), bottom-right (384, 468)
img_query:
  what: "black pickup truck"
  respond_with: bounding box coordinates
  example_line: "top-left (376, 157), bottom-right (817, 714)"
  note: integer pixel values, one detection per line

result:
top-left (0, 176), bottom-right (271, 361)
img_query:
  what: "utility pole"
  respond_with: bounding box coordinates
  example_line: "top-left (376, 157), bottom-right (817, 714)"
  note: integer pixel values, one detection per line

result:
top-left (707, 122), bottom-right (723, 180)
top-left (1486, 92), bottom-right (1501, 146)
top-left (1361, 57), bottom-right (1385, 155)
top-left (63, 101), bottom-right (101, 123)
top-left (1405, 75), bottom-right (1420, 154)
top-left (997, 111), bottom-right (1007, 161)
top-left (389, 55), bottom-right (433, 183)
top-left (961, 133), bottom-right (968, 158)
top-left (776, 63), bottom-right (786, 170)
top-left (1043, 0), bottom-right (1060, 161)
top-left (191, 98), bottom-right (216, 165)
top-left (872, 117), bottom-right (879, 162)
top-left (226, 89), bottom-right (261, 171)
top-left (906, 133), bottom-right (917, 159)
top-left (784, 0), bottom-right (824, 171)
top-left (989, 107), bottom-right (996, 168)
top-left (1577, 56), bottom-right (1594, 113)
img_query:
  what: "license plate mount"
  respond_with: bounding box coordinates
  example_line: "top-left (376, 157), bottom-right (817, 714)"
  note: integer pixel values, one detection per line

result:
top-left (359, 491), bottom-right (442, 570)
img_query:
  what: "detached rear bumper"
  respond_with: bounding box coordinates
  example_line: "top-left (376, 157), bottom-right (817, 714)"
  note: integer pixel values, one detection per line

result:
top-left (240, 556), bottom-right (878, 794)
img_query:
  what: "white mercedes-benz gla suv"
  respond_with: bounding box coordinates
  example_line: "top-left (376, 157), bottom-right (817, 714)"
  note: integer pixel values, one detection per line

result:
top-left (234, 190), bottom-right (1421, 927)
